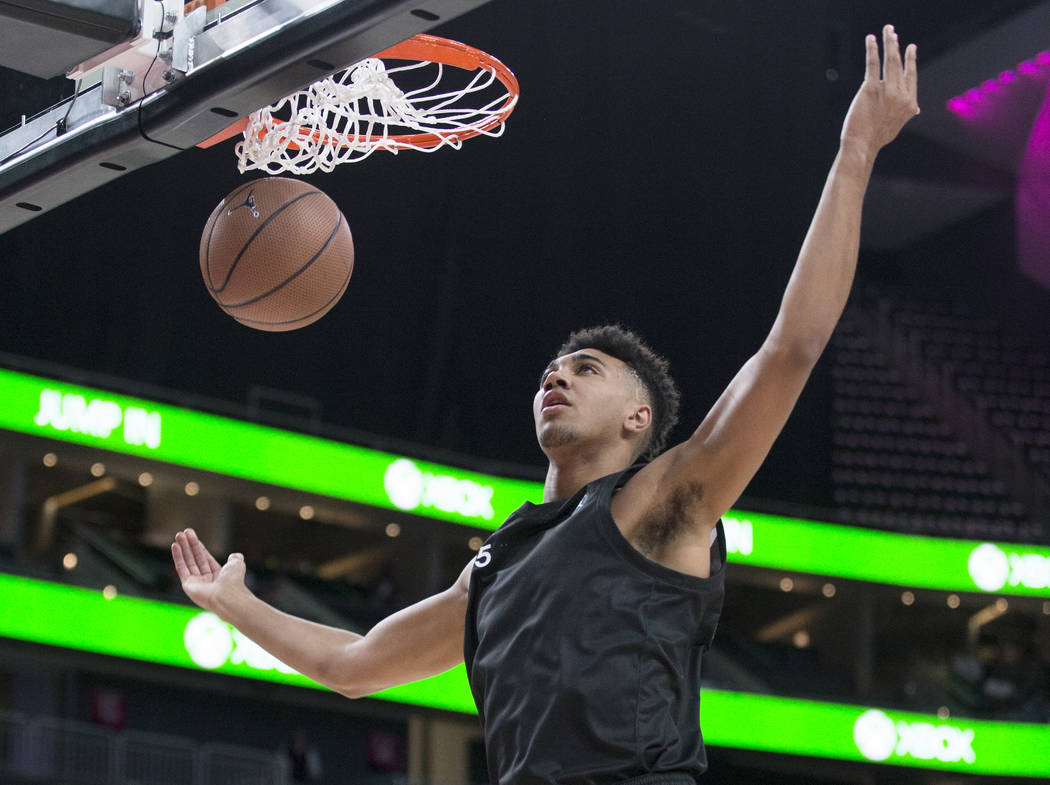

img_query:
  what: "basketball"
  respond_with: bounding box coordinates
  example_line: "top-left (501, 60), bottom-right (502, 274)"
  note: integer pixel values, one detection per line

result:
top-left (199, 177), bottom-right (354, 331)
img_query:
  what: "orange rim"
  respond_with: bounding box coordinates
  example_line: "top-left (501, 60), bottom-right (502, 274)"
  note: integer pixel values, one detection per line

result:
top-left (197, 34), bottom-right (519, 150)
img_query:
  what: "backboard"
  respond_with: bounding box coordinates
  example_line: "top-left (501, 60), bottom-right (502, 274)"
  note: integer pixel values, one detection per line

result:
top-left (0, 0), bottom-right (496, 234)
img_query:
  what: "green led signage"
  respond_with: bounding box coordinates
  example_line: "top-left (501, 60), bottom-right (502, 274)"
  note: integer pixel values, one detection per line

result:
top-left (0, 368), bottom-right (542, 527)
top-left (384, 458), bottom-right (495, 521)
top-left (33, 387), bottom-right (162, 449)
top-left (721, 511), bottom-right (1050, 597)
top-left (2, 367), bottom-right (1049, 596)
top-left (0, 573), bottom-right (1047, 775)
top-left (702, 691), bottom-right (1050, 776)
top-left (967, 542), bottom-right (1050, 593)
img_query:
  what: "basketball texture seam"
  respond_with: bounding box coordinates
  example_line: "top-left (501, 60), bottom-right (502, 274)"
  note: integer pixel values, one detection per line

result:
top-left (205, 190), bottom-right (323, 295)
top-left (222, 261), bottom-right (353, 326)
top-left (201, 181), bottom-right (256, 292)
top-left (220, 212), bottom-right (347, 309)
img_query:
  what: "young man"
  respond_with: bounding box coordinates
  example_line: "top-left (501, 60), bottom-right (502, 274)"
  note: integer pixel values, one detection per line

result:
top-left (172, 26), bottom-right (919, 785)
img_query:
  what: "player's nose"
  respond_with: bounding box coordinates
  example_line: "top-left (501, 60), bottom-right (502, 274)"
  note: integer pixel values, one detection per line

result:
top-left (543, 370), bottom-right (569, 390)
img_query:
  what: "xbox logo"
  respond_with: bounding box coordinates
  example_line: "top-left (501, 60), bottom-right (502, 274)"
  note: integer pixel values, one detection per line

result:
top-left (184, 612), bottom-right (233, 669)
top-left (853, 709), bottom-right (897, 762)
top-left (184, 612), bottom-right (298, 675)
top-left (384, 458), bottom-right (425, 511)
top-left (853, 709), bottom-right (977, 765)
top-left (383, 458), bottom-right (495, 520)
top-left (968, 544), bottom-right (1010, 592)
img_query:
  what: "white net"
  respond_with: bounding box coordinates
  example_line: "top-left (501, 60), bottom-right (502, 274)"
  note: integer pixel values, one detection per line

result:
top-left (236, 55), bottom-right (517, 175)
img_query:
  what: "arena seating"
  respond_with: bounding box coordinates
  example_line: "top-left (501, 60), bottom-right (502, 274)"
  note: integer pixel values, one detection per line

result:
top-left (829, 305), bottom-right (1034, 541)
top-left (886, 295), bottom-right (1050, 490)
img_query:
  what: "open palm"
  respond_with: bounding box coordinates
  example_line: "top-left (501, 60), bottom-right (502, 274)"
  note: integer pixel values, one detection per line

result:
top-left (171, 528), bottom-right (245, 613)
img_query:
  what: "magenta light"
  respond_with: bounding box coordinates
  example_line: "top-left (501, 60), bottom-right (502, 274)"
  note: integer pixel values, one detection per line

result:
top-left (949, 49), bottom-right (1050, 114)
top-left (1016, 80), bottom-right (1050, 291)
top-left (946, 96), bottom-right (973, 116)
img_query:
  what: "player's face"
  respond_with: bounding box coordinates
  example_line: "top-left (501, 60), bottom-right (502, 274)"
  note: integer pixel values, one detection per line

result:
top-left (533, 348), bottom-right (643, 455)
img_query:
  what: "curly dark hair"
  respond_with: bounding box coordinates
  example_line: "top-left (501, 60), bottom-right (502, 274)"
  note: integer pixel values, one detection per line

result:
top-left (555, 325), bottom-right (681, 461)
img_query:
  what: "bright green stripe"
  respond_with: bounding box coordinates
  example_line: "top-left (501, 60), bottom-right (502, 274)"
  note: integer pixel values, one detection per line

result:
top-left (0, 572), bottom-right (468, 702)
top-left (371, 666), bottom-right (476, 713)
top-left (702, 691), bottom-right (1050, 776)
top-left (2, 573), bottom-right (1049, 776)
top-left (3, 572), bottom-right (193, 667)
top-left (0, 368), bottom-right (543, 526)
top-left (727, 513), bottom-right (965, 586)
top-left (723, 512), bottom-right (1050, 597)
top-left (3, 367), bottom-right (1049, 596)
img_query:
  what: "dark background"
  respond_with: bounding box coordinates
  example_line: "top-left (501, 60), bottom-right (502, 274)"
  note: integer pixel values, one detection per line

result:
top-left (1, 0), bottom-right (1047, 507)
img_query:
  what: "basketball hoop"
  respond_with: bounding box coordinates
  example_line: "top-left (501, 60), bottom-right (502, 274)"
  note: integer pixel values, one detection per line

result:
top-left (226, 34), bottom-right (519, 175)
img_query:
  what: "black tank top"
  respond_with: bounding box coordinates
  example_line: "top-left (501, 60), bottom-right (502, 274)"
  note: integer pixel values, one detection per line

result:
top-left (464, 465), bottom-right (726, 785)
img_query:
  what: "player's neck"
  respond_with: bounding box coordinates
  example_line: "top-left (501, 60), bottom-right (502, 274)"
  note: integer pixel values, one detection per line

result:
top-left (542, 448), bottom-right (633, 502)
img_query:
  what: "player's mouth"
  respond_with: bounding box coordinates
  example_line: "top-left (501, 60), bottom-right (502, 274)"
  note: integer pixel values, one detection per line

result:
top-left (541, 392), bottom-right (570, 411)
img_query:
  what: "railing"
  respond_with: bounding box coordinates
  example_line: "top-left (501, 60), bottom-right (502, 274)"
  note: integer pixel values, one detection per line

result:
top-left (118, 730), bottom-right (196, 785)
top-left (0, 710), bottom-right (288, 785)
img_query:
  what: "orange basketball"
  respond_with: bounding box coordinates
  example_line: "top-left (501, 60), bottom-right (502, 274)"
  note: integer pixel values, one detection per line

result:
top-left (199, 177), bottom-right (354, 331)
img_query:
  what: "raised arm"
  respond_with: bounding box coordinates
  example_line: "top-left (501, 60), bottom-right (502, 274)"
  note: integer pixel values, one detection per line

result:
top-left (624, 26), bottom-right (919, 527)
top-left (172, 528), bottom-right (470, 698)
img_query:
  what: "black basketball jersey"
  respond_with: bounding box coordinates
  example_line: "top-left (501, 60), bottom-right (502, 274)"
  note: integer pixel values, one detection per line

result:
top-left (464, 465), bottom-right (727, 785)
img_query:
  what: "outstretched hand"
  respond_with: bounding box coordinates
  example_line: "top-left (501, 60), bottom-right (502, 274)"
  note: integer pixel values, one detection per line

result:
top-left (171, 528), bottom-right (247, 614)
top-left (841, 24), bottom-right (919, 155)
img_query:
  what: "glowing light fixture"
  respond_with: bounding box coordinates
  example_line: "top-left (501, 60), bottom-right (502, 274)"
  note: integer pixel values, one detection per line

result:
top-left (946, 49), bottom-right (1050, 117)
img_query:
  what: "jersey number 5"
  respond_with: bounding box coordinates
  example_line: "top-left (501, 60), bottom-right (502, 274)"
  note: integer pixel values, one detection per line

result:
top-left (474, 543), bottom-right (492, 568)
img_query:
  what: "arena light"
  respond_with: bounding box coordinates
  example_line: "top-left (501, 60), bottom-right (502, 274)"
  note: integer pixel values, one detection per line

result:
top-left (946, 50), bottom-right (1050, 118)
top-left (0, 572), bottom-right (1047, 776)
top-left (2, 367), bottom-right (1049, 596)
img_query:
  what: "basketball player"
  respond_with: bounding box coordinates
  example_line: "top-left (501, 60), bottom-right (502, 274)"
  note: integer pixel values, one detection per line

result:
top-left (173, 26), bottom-right (919, 785)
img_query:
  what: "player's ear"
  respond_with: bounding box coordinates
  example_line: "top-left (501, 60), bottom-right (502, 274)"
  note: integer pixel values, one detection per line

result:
top-left (624, 403), bottom-right (652, 435)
